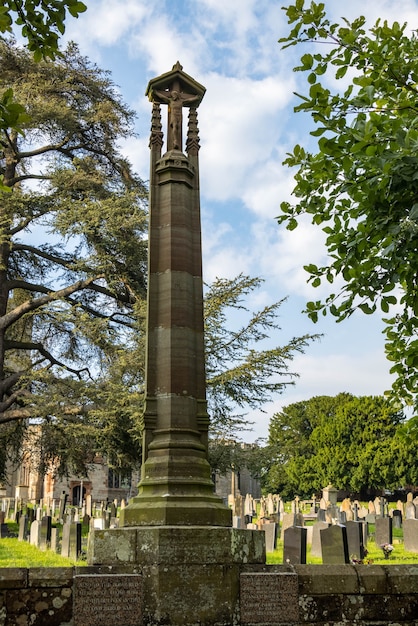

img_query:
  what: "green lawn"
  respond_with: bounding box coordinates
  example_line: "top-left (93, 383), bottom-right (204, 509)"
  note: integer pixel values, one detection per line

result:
top-left (267, 531), bottom-right (418, 565)
top-left (0, 538), bottom-right (86, 567)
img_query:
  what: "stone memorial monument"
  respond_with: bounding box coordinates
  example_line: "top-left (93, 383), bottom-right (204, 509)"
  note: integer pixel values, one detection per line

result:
top-left (87, 63), bottom-right (265, 626)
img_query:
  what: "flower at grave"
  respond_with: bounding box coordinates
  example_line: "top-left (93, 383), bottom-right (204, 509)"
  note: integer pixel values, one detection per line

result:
top-left (380, 543), bottom-right (394, 559)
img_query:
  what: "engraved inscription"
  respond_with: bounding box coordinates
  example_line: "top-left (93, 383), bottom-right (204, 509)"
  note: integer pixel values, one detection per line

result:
top-left (73, 574), bottom-right (142, 626)
top-left (240, 573), bottom-right (299, 624)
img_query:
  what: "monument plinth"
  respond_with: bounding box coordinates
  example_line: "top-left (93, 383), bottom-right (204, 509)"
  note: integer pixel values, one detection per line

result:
top-left (87, 63), bottom-right (265, 625)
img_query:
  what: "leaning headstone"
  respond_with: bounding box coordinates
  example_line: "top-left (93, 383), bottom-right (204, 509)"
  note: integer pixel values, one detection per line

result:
top-left (320, 524), bottom-right (349, 564)
top-left (403, 519), bottom-right (418, 553)
top-left (29, 520), bottom-right (40, 547)
top-left (375, 516), bottom-right (393, 547)
top-left (311, 521), bottom-right (329, 558)
top-left (283, 526), bottom-right (307, 564)
top-left (346, 520), bottom-right (367, 560)
top-left (262, 522), bottom-right (277, 553)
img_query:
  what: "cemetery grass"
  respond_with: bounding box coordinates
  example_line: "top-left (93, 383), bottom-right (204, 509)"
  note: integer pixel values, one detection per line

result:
top-left (0, 522), bottom-right (87, 567)
top-left (267, 536), bottom-right (418, 565)
top-left (0, 538), bottom-right (87, 567)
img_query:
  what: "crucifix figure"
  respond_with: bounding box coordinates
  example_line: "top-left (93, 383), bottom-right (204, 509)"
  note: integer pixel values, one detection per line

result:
top-left (153, 83), bottom-right (200, 151)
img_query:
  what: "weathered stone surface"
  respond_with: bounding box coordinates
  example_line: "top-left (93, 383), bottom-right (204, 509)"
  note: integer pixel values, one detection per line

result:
top-left (294, 564), bottom-right (359, 594)
top-left (5, 586), bottom-right (73, 625)
top-left (240, 572), bottom-right (299, 624)
top-left (355, 564), bottom-right (387, 594)
top-left (73, 574), bottom-right (142, 626)
top-left (87, 527), bottom-right (138, 564)
top-left (385, 564), bottom-right (418, 593)
top-left (88, 526), bottom-right (265, 567)
top-left (28, 567), bottom-right (73, 588)
top-left (0, 568), bottom-right (27, 589)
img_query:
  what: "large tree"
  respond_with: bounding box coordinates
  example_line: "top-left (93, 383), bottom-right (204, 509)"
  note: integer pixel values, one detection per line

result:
top-left (0, 0), bottom-right (87, 61)
top-left (204, 274), bottom-right (320, 440)
top-left (278, 2), bottom-right (418, 417)
top-left (0, 38), bottom-right (148, 479)
top-left (0, 1), bottom-right (87, 176)
top-left (266, 393), bottom-right (414, 498)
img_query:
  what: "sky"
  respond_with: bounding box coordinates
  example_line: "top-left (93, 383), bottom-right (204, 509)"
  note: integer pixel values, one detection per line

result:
top-left (52, 0), bottom-right (418, 442)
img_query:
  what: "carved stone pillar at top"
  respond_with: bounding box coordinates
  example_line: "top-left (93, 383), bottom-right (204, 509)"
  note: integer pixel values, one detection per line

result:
top-left (120, 62), bottom-right (231, 527)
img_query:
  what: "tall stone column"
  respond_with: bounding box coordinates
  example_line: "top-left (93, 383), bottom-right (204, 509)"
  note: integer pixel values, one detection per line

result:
top-left (87, 63), bottom-right (265, 626)
top-left (119, 61), bottom-right (231, 527)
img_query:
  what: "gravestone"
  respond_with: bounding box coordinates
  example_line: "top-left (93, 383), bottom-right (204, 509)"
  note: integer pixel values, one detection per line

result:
top-left (262, 522), bottom-right (277, 553)
top-left (338, 510), bottom-right (347, 525)
top-left (346, 520), bottom-right (367, 560)
top-left (365, 513), bottom-right (376, 526)
top-left (61, 522), bottom-right (71, 557)
top-left (280, 512), bottom-right (296, 538)
top-left (320, 524), bottom-right (349, 564)
top-left (357, 505), bottom-right (368, 519)
top-left (40, 515), bottom-right (52, 550)
top-left (29, 520), bottom-right (40, 547)
top-left (405, 501), bottom-right (416, 520)
top-left (70, 522), bottom-right (82, 560)
top-left (50, 527), bottom-right (59, 552)
top-left (73, 574), bottom-right (143, 626)
top-left (311, 521), bottom-right (329, 558)
top-left (283, 526), bottom-right (307, 564)
top-left (58, 492), bottom-right (68, 521)
top-left (322, 484), bottom-right (338, 505)
top-left (93, 517), bottom-right (105, 530)
top-left (317, 508), bottom-right (326, 522)
top-left (403, 519), bottom-right (418, 553)
top-left (18, 514), bottom-right (29, 541)
top-left (375, 516), bottom-right (392, 547)
top-left (392, 509), bottom-right (402, 529)
top-left (86, 493), bottom-right (93, 517)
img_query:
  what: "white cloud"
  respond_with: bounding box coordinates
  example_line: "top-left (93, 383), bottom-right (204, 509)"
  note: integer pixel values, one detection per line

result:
top-left (198, 73), bottom-right (296, 203)
top-left (242, 346), bottom-right (394, 441)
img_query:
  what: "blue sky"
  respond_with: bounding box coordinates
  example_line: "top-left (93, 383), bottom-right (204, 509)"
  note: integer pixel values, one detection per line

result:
top-left (53, 0), bottom-right (418, 441)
